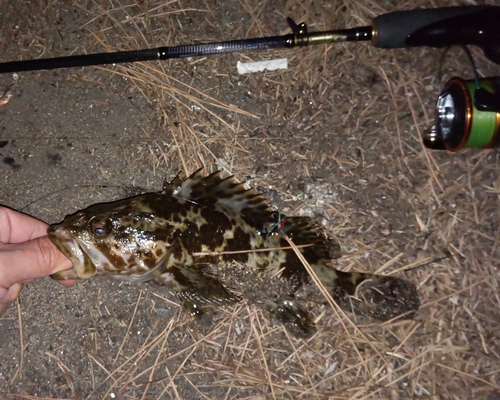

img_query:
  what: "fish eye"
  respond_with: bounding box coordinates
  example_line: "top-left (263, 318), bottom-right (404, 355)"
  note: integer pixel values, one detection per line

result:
top-left (90, 218), bottom-right (111, 237)
top-left (93, 226), bottom-right (107, 236)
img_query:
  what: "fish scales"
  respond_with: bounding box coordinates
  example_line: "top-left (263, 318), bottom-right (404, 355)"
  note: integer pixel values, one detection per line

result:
top-left (48, 169), bottom-right (420, 331)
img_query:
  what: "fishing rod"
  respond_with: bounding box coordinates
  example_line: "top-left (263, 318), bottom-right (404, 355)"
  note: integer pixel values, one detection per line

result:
top-left (1, 5), bottom-right (499, 152)
top-left (0, 5), bottom-right (499, 74)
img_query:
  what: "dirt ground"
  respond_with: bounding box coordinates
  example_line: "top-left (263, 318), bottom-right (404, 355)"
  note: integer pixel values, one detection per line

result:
top-left (0, 1), bottom-right (499, 399)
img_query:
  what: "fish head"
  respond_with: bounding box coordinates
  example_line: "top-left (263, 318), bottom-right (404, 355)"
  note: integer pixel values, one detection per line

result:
top-left (48, 198), bottom-right (171, 280)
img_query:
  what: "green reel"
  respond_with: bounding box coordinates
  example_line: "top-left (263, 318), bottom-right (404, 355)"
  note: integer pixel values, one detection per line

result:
top-left (423, 46), bottom-right (500, 151)
top-left (424, 77), bottom-right (500, 151)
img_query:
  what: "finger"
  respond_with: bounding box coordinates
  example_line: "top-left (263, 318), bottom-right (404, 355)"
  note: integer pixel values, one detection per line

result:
top-left (0, 236), bottom-right (73, 289)
top-left (58, 279), bottom-right (77, 287)
top-left (0, 206), bottom-right (50, 243)
top-left (0, 283), bottom-right (23, 316)
top-left (0, 283), bottom-right (22, 303)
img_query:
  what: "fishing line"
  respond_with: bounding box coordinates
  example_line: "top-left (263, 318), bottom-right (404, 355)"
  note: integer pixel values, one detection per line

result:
top-left (19, 184), bottom-right (151, 212)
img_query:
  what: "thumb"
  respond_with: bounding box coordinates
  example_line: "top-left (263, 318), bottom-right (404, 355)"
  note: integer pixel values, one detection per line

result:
top-left (0, 283), bottom-right (23, 315)
top-left (0, 236), bottom-right (73, 290)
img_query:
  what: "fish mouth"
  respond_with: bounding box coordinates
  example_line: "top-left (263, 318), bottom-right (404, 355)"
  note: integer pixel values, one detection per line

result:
top-left (47, 225), bottom-right (97, 278)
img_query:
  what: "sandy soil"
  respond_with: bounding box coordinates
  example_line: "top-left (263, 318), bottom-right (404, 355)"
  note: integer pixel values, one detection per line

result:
top-left (0, 1), bottom-right (499, 399)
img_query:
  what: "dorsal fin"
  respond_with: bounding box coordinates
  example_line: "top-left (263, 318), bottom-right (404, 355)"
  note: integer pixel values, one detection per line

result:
top-left (163, 168), bottom-right (272, 218)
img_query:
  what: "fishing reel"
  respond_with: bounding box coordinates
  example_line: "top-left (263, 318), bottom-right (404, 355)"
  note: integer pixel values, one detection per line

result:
top-left (398, 6), bottom-right (500, 152)
top-left (422, 48), bottom-right (500, 152)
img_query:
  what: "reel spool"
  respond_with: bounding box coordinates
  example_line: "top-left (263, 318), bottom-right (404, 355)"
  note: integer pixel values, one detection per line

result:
top-left (423, 48), bottom-right (500, 151)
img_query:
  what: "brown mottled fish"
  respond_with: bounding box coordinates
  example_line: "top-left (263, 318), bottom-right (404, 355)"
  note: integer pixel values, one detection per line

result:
top-left (48, 169), bottom-right (419, 331)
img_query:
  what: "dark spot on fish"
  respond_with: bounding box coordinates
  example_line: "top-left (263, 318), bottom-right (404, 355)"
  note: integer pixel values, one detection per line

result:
top-left (147, 197), bottom-right (164, 214)
top-left (101, 247), bottom-right (126, 269)
top-left (199, 223), bottom-right (224, 249)
top-left (0, 141), bottom-right (8, 148)
top-left (172, 241), bottom-right (184, 262)
top-left (171, 213), bottom-right (183, 223)
top-left (141, 255), bottom-right (156, 269)
top-left (224, 226), bottom-right (251, 263)
top-left (175, 203), bottom-right (189, 218)
top-left (178, 221), bottom-right (201, 253)
top-left (200, 208), bottom-right (232, 235)
top-left (150, 228), bottom-right (169, 243)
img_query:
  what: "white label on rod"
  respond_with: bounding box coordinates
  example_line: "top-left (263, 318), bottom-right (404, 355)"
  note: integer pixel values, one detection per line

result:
top-left (237, 58), bottom-right (288, 74)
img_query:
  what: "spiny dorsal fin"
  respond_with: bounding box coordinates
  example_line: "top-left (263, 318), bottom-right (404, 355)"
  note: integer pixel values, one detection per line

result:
top-left (163, 168), bottom-right (272, 217)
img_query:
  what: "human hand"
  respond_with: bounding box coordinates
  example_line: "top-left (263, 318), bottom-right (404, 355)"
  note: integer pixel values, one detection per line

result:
top-left (0, 206), bottom-right (74, 315)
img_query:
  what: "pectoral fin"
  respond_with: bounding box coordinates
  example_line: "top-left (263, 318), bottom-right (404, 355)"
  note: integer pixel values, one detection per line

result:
top-left (169, 265), bottom-right (240, 317)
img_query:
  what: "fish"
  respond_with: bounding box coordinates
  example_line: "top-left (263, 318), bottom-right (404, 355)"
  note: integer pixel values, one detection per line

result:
top-left (47, 169), bottom-right (420, 332)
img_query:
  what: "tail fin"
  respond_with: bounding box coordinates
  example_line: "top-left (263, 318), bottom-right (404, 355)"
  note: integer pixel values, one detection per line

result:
top-left (279, 216), bottom-right (420, 320)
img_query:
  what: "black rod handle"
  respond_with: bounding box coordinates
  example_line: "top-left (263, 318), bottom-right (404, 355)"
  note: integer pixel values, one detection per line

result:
top-left (372, 5), bottom-right (494, 48)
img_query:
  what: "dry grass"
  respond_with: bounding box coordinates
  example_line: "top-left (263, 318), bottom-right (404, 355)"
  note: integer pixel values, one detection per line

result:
top-left (3, 0), bottom-right (500, 399)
